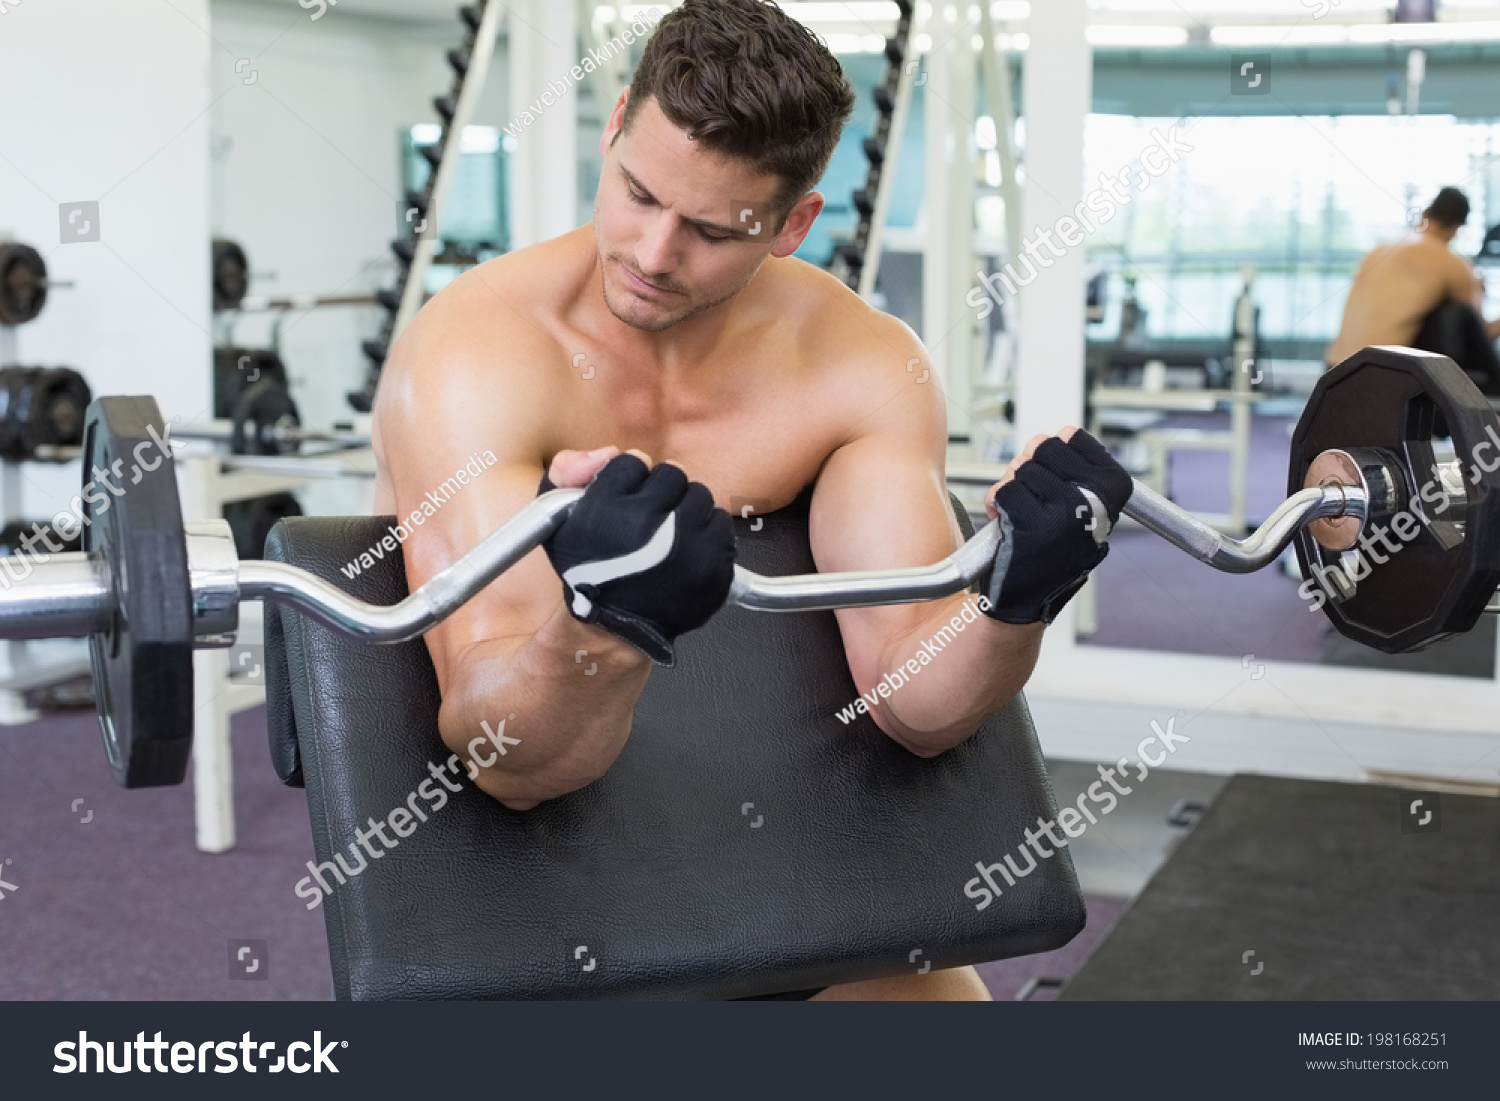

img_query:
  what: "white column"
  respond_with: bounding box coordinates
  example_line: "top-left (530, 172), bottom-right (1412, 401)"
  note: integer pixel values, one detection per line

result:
top-left (922, 22), bottom-right (978, 406)
top-left (508, 0), bottom-right (581, 250)
top-left (1016, 0), bottom-right (1091, 650)
top-left (1015, 0), bottom-right (1090, 443)
top-left (946, 31), bottom-right (978, 460)
top-left (922, 26), bottom-right (951, 388)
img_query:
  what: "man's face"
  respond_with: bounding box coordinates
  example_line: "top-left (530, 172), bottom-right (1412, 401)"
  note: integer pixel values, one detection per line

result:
top-left (594, 96), bottom-right (785, 332)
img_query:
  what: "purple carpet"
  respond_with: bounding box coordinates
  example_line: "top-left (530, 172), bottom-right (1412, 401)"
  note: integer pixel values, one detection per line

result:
top-left (1084, 413), bottom-right (1334, 663)
top-left (975, 896), bottom-right (1126, 1000)
top-left (0, 706), bottom-right (332, 1000)
top-left (0, 706), bottom-right (1119, 1001)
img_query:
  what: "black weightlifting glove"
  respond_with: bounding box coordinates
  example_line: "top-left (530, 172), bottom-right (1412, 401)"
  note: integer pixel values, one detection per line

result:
top-left (984, 431), bottom-right (1134, 625)
top-left (538, 455), bottom-right (735, 666)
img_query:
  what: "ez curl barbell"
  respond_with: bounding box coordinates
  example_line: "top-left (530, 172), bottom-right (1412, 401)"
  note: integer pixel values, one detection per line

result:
top-left (3, 346), bottom-right (1496, 788)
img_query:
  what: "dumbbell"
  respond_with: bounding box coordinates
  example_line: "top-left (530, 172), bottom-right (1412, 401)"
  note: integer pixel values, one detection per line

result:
top-left (211, 239), bottom-right (249, 312)
top-left (212, 347), bottom-right (290, 419)
top-left (0, 367), bottom-right (93, 460)
top-left (0, 346), bottom-right (1495, 789)
top-left (224, 493), bottom-right (303, 560)
top-left (0, 243), bottom-right (54, 326)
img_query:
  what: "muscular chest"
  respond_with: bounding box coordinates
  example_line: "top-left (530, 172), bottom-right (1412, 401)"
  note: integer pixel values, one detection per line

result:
top-left (579, 365), bottom-right (832, 516)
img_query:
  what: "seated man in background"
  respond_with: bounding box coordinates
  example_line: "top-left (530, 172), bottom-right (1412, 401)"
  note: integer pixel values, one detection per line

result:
top-left (372, 0), bottom-right (1131, 1000)
top-left (1326, 186), bottom-right (1500, 393)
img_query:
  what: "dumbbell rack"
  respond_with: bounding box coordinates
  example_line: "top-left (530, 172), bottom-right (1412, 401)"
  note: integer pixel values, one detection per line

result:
top-left (350, 1), bottom-right (505, 413)
top-left (828, 0), bottom-right (917, 295)
top-left (174, 441), bottom-right (376, 853)
top-left (0, 323), bottom-right (93, 723)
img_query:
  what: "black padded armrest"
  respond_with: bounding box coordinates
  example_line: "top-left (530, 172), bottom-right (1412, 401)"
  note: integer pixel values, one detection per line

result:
top-left (264, 493), bottom-right (1083, 999)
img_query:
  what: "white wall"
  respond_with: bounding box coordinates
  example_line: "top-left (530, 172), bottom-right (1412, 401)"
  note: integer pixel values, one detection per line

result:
top-left (208, 1), bottom-right (510, 422)
top-left (207, 0), bottom-right (523, 514)
top-left (2, 0), bottom-right (572, 520)
top-left (0, 0), bottom-right (212, 514)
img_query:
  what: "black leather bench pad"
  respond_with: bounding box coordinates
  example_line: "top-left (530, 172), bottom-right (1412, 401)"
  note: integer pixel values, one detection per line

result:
top-left (265, 493), bottom-right (1084, 999)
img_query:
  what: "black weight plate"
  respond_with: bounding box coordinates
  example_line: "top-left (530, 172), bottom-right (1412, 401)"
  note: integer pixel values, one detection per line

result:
top-left (0, 367), bottom-right (23, 457)
top-left (1289, 346), bottom-right (1500, 653)
top-left (81, 397), bottom-right (193, 787)
top-left (24, 367), bottom-right (91, 451)
top-left (224, 492), bottom-right (302, 560)
top-left (212, 238), bottom-right (248, 311)
top-left (0, 519), bottom-right (81, 556)
top-left (212, 346), bottom-right (289, 419)
top-left (0, 242), bottom-right (48, 325)
top-left (0, 367), bottom-right (41, 460)
top-left (231, 378), bottom-right (300, 455)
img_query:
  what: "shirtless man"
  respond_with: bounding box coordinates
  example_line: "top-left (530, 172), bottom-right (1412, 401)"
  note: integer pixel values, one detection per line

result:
top-left (370, 0), bottom-right (1131, 1001)
top-left (1326, 187), bottom-right (1500, 390)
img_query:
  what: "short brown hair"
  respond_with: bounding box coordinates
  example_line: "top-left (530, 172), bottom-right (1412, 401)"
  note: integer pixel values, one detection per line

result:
top-left (1424, 186), bottom-right (1470, 229)
top-left (621, 0), bottom-right (857, 217)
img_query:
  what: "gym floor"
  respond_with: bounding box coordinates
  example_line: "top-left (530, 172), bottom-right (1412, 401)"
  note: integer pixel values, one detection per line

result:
top-left (0, 705), bottom-right (1226, 1001)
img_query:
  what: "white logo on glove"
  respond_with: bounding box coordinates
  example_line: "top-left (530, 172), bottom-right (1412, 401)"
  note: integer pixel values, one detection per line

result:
top-left (561, 513), bottom-right (677, 618)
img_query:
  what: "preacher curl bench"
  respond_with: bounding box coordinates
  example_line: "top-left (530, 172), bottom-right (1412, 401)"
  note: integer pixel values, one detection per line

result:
top-left (263, 493), bottom-right (1085, 1000)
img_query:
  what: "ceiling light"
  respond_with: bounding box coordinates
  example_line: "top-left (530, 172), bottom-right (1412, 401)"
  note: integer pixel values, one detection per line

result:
top-left (1348, 20), bottom-right (1500, 43)
top-left (1210, 25), bottom-right (1350, 46)
top-left (1087, 25), bottom-right (1190, 46)
top-left (821, 32), bottom-right (890, 53)
top-left (776, 2), bottom-right (903, 20)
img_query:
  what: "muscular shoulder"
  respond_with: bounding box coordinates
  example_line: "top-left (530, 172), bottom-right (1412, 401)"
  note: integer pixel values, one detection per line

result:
top-left (754, 259), bottom-right (940, 443)
top-left (373, 232), bottom-right (592, 459)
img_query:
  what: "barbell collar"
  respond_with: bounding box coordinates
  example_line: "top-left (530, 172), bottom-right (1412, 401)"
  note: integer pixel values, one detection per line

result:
top-left (185, 521), bottom-right (240, 646)
top-left (1303, 447), bottom-right (1409, 552)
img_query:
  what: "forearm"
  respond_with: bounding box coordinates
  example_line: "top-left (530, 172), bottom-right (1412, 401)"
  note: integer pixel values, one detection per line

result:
top-left (437, 603), bottom-right (651, 810)
top-left (862, 593), bottom-right (1044, 757)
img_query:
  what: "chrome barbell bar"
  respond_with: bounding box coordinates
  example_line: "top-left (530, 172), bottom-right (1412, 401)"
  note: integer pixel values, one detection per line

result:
top-left (0, 478), bottom-right (1370, 648)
